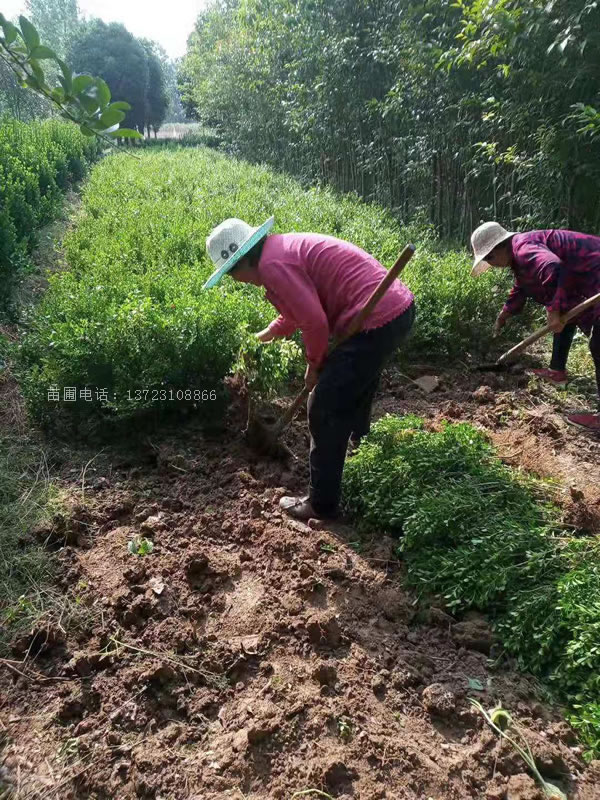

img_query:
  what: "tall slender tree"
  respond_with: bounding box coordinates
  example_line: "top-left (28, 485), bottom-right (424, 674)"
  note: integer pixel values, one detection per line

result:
top-left (25, 0), bottom-right (80, 59)
top-left (140, 40), bottom-right (169, 136)
top-left (164, 57), bottom-right (186, 123)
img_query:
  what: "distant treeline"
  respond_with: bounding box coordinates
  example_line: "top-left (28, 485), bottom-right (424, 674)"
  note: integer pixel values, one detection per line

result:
top-left (180, 0), bottom-right (600, 239)
top-left (0, 0), bottom-right (186, 132)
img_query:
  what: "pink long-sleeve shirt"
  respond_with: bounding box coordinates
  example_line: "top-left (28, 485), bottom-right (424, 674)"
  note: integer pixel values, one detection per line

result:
top-left (258, 233), bottom-right (414, 367)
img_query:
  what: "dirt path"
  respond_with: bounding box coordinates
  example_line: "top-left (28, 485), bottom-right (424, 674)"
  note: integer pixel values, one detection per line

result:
top-left (14, 189), bottom-right (83, 309)
top-left (1, 188), bottom-right (83, 429)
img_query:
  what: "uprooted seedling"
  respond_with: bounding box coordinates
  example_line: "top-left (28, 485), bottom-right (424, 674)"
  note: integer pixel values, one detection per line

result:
top-left (337, 716), bottom-right (353, 741)
top-left (232, 327), bottom-right (303, 401)
top-left (127, 536), bottom-right (154, 556)
top-left (470, 700), bottom-right (567, 800)
top-left (231, 328), bottom-right (303, 456)
top-left (102, 635), bottom-right (227, 689)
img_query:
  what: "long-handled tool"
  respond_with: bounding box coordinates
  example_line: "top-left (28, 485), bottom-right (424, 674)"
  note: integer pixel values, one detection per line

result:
top-left (477, 291), bottom-right (600, 372)
top-left (245, 243), bottom-right (416, 455)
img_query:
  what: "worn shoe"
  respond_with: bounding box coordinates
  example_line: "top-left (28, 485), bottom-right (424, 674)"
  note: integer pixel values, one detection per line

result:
top-left (530, 368), bottom-right (568, 387)
top-left (566, 412), bottom-right (600, 432)
top-left (279, 496), bottom-right (319, 521)
top-left (279, 496), bottom-right (339, 521)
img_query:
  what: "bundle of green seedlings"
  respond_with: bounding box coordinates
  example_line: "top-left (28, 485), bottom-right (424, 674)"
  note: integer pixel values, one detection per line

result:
top-left (342, 415), bottom-right (600, 758)
top-left (17, 146), bottom-right (511, 425)
top-left (232, 327), bottom-right (303, 422)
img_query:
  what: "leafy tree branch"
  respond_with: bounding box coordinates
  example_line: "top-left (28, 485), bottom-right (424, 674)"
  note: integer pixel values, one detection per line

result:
top-left (0, 13), bottom-right (142, 147)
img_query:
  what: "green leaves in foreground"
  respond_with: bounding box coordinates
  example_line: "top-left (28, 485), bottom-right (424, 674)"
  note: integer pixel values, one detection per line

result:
top-left (343, 415), bottom-right (600, 758)
top-left (0, 14), bottom-right (142, 143)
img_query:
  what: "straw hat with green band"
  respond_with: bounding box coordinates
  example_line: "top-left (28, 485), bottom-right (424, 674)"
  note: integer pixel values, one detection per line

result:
top-left (204, 216), bottom-right (275, 289)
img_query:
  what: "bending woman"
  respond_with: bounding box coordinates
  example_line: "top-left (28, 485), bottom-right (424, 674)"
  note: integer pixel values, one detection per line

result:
top-left (204, 216), bottom-right (415, 520)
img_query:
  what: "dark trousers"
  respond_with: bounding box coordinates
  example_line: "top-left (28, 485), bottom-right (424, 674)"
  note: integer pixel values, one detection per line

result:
top-left (308, 303), bottom-right (416, 515)
top-left (550, 323), bottom-right (576, 371)
top-left (550, 322), bottom-right (600, 406)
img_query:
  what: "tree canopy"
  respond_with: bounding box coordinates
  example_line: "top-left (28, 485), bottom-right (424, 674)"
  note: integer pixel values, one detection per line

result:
top-left (69, 20), bottom-right (171, 136)
top-left (69, 20), bottom-right (149, 132)
top-left (2, 7), bottom-right (180, 135)
top-left (180, 0), bottom-right (600, 237)
top-left (140, 39), bottom-right (169, 134)
top-left (0, 13), bottom-right (141, 143)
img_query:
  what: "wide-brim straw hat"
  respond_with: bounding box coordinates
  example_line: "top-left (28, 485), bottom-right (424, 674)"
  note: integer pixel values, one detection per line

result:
top-left (204, 216), bottom-right (275, 289)
top-left (471, 221), bottom-right (516, 276)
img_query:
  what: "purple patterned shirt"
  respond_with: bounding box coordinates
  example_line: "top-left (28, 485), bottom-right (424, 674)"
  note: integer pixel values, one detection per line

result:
top-left (502, 230), bottom-right (600, 334)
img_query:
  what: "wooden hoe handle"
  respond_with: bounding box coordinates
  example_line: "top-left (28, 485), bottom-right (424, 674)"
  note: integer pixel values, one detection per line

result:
top-left (497, 291), bottom-right (600, 365)
top-left (331, 244), bottom-right (416, 346)
top-left (273, 244), bottom-right (416, 433)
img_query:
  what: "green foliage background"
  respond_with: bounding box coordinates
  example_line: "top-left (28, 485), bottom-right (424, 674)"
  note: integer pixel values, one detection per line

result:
top-left (1, 5), bottom-right (176, 134)
top-left (17, 146), bottom-right (510, 424)
top-left (343, 415), bottom-right (600, 757)
top-left (180, 0), bottom-right (600, 238)
top-left (0, 0), bottom-right (79, 119)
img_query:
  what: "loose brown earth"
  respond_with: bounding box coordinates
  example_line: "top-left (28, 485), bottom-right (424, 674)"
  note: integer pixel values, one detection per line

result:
top-left (2, 363), bottom-right (600, 800)
top-left (2, 212), bottom-right (600, 799)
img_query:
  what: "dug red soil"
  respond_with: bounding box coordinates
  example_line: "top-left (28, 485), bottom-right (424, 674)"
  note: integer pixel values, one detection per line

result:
top-left (2, 364), bottom-right (600, 800)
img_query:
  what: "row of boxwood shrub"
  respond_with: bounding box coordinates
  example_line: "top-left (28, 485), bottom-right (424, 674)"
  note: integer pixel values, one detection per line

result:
top-left (16, 145), bottom-right (512, 424)
top-left (0, 116), bottom-right (100, 313)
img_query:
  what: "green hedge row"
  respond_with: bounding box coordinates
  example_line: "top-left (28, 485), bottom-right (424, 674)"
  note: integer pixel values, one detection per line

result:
top-left (343, 415), bottom-right (600, 758)
top-left (17, 146), bottom-right (510, 424)
top-left (0, 117), bottom-right (100, 312)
